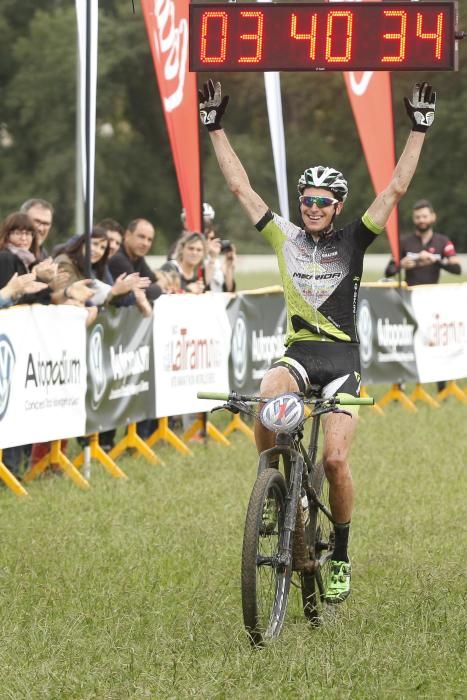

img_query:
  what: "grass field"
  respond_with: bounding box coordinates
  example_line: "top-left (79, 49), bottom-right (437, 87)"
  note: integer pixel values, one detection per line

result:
top-left (1, 391), bottom-right (466, 698)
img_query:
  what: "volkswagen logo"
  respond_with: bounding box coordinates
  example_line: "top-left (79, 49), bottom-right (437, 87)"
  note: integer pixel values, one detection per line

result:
top-left (88, 324), bottom-right (107, 409)
top-left (357, 299), bottom-right (373, 369)
top-left (0, 334), bottom-right (15, 421)
top-left (231, 313), bottom-right (248, 388)
top-left (260, 393), bottom-right (304, 434)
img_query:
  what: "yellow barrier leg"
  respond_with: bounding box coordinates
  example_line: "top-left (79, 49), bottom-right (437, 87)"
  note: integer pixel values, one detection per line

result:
top-left (223, 413), bottom-right (255, 443)
top-left (109, 423), bottom-right (162, 465)
top-left (206, 420), bottom-right (231, 445)
top-left (437, 381), bottom-right (467, 405)
top-left (410, 383), bottom-right (440, 408)
top-left (377, 384), bottom-right (417, 412)
top-left (52, 440), bottom-right (90, 489)
top-left (22, 450), bottom-right (51, 481)
top-left (0, 450), bottom-right (28, 496)
top-left (24, 440), bottom-right (90, 489)
top-left (74, 434), bottom-right (128, 479)
top-left (360, 385), bottom-right (385, 416)
top-left (182, 419), bottom-right (203, 443)
top-left (147, 418), bottom-right (192, 456)
top-left (183, 418), bottom-right (230, 446)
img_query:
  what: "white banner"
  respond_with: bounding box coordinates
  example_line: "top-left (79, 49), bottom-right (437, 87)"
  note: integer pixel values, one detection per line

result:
top-left (411, 284), bottom-right (467, 383)
top-left (153, 294), bottom-right (232, 417)
top-left (0, 305), bottom-right (88, 449)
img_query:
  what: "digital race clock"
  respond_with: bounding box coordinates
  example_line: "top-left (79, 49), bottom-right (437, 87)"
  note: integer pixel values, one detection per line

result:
top-left (189, 2), bottom-right (459, 72)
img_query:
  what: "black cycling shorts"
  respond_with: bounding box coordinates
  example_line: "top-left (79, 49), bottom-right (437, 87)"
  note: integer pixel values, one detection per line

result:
top-left (273, 340), bottom-right (361, 399)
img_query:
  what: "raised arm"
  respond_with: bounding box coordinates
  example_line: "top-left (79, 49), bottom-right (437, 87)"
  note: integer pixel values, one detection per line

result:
top-left (366, 83), bottom-right (436, 229)
top-left (199, 80), bottom-right (268, 225)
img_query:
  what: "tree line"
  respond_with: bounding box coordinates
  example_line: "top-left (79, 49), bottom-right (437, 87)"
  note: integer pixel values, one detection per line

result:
top-left (0, 0), bottom-right (466, 255)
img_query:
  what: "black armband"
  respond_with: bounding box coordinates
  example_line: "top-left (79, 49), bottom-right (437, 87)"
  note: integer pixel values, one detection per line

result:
top-left (255, 209), bottom-right (274, 232)
top-left (439, 260), bottom-right (461, 275)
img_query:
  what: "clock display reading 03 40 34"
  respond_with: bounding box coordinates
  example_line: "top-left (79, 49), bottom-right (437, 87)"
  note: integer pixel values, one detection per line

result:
top-left (189, 2), bottom-right (458, 72)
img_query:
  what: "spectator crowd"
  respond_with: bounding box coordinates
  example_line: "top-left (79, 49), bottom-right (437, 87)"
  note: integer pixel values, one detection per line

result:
top-left (0, 199), bottom-right (237, 478)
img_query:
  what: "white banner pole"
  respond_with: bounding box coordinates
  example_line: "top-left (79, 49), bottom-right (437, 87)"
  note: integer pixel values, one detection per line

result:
top-left (258, 0), bottom-right (289, 220)
top-left (75, 0), bottom-right (98, 270)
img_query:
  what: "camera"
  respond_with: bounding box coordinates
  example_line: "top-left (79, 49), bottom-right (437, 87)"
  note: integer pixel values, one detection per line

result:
top-left (220, 239), bottom-right (233, 253)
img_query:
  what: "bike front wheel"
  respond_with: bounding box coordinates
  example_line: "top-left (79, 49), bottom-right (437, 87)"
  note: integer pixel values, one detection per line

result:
top-left (241, 467), bottom-right (290, 646)
top-left (300, 461), bottom-right (334, 623)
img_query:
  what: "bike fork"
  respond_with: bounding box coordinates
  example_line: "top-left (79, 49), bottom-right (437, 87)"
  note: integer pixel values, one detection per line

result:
top-left (278, 453), bottom-right (304, 569)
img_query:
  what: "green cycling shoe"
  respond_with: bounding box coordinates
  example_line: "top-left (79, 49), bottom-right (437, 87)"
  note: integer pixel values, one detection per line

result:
top-left (325, 560), bottom-right (352, 604)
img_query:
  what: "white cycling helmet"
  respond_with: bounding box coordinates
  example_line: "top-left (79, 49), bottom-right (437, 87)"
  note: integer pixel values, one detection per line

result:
top-left (297, 166), bottom-right (348, 202)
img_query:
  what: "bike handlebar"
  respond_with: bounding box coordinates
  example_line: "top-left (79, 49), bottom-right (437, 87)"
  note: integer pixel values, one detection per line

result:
top-left (338, 396), bottom-right (374, 406)
top-left (197, 391), bottom-right (230, 401)
top-left (197, 391), bottom-right (374, 406)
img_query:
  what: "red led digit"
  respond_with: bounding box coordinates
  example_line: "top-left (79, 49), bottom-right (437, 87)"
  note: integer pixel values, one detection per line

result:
top-left (381, 10), bottom-right (407, 63)
top-left (200, 11), bottom-right (228, 64)
top-left (238, 11), bottom-right (264, 64)
top-left (290, 12), bottom-right (318, 60)
top-left (416, 11), bottom-right (444, 60)
top-left (325, 11), bottom-right (353, 63)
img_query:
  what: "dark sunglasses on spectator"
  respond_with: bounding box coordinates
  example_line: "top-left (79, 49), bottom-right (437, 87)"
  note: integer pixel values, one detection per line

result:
top-left (299, 195), bottom-right (338, 208)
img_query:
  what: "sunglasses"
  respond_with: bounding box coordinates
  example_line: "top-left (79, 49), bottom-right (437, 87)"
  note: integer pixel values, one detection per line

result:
top-left (299, 195), bottom-right (339, 208)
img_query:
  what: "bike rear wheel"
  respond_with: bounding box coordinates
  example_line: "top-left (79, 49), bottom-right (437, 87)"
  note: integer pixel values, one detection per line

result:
top-left (241, 467), bottom-right (290, 646)
top-left (300, 461), bottom-right (334, 623)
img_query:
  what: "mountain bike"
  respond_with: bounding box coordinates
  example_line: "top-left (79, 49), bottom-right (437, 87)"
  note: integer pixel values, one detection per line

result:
top-left (197, 389), bottom-right (373, 646)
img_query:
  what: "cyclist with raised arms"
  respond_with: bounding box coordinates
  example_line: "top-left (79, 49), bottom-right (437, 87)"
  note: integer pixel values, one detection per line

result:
top-left (199, 80), bottom-right (436, 603)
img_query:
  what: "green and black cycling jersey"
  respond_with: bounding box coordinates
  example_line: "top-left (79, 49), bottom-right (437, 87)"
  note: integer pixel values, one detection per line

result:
top-left (256, 210), bottom-right (384, 345)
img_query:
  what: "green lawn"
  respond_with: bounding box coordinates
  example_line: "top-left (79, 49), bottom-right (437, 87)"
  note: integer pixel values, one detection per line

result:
top-left (1, 393), bottom-right (466, 698)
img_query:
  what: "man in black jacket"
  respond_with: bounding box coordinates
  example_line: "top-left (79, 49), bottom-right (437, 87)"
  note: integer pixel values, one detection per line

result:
top-left (108, 218), bottom-right (163, 301)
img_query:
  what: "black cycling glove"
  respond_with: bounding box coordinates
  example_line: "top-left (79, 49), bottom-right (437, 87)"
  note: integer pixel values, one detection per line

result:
top-left (198, 79), bottom-right (229, 132)
top-left (404, 82), bottom-right (436, 133)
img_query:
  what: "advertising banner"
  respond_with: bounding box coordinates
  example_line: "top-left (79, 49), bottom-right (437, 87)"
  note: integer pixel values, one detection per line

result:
top-left (227, 290), bottom-right (287, 395)
top-left (0, 305), bottom-right (87, 449)
top-left (85, 307), bottom-right (155, 434)
top-left (2, 287), bottom-right (466, 450)
top-left (357, 287), bottom-right (418, 384)
top-left (141, 0), bottom-right (201, 233)
top-left (411, 285), bottom-right (467, 383)
top-left (153, 294), bottom-right (232, 416)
